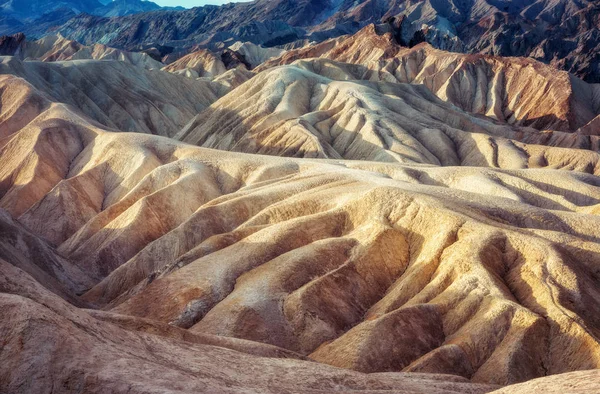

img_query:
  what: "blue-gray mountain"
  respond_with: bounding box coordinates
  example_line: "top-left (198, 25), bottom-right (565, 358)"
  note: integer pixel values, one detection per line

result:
top-left (0, 0), bottom-right (183, 32)
top-left (2, 0), bottom-right (597, 82)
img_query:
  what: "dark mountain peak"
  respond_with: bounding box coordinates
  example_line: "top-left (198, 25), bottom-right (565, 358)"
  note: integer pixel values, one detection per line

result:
top-left (0, 31), bottom-right (25, 55)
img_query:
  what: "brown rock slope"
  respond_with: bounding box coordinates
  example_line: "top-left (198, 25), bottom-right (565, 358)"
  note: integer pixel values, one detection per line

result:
top-left (258, 24), bottom-right (600, 132)
top-left (0, 57), bottom-right (221, 136)
top-left (1, 75), bottom-right (600, 390)
top-left (2, 258), bottom-right (494, 393)
top-left (177, 63), bottom-right (600, 169)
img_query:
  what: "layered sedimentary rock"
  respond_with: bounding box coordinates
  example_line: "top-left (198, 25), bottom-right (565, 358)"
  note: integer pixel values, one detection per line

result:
top-left (177, 62), bottom-right (600, 170)
top-left (258, 25), bottom-right (600, 132)
top-left (1, 72), bottom-right (600, 392)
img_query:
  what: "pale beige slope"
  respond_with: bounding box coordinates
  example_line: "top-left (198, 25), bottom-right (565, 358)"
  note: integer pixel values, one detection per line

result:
top-left (161, 43), bottom-right (281, 80)
top-left (490, 369), bottom-right (600, 394)
top-left (20, 34), bottom-right (165, 70)
top-left (0, 57), bottom-right (221, 137)
top-left (228, 41), bottom-right (286, 69)
top-left (258, 24), bottom-right (600, 132)
top-left (161, 49), bottom-right (230, 79)
top-left (176, 64), bottom-right (600, 171)
top-left (212, 67), bottom-right (256, 94)
top-left (2, 87), bottom-right (600, 388)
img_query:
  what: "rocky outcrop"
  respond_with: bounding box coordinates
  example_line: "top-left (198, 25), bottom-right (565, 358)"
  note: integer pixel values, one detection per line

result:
top-left (228, 41), bottom-right (285, 69)
top-left (0, 31), bottom-right (25, 55)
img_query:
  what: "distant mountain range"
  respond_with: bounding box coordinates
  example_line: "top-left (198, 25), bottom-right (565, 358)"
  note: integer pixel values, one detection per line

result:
top-left (0, 0), bottom-right (598, 82)
top-left (0, 0), bottom-right (184, 31)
